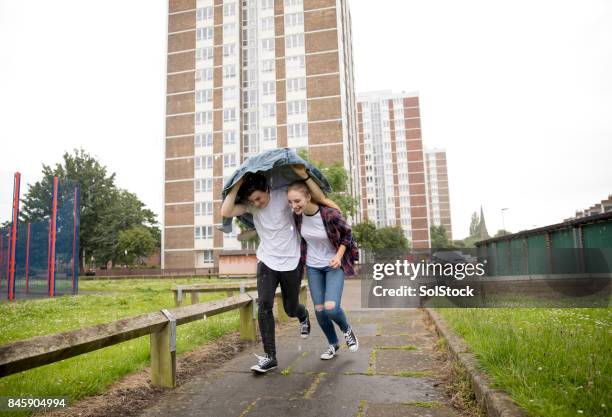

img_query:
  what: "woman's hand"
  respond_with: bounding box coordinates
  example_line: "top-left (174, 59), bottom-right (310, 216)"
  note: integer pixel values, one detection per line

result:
top-left (329, 255), bottom-right (342, 269)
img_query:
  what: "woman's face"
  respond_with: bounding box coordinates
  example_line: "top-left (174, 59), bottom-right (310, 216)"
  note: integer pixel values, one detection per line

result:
top-left (287, 189), bottom-right (309, 215)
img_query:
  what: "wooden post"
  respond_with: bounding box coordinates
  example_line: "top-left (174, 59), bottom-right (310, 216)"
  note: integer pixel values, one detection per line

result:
top-left (226, 290), bottom-right (234, 297)
top-left (239, 301), bottom-right (257, 340)
top-left (190, 292), bottom-right (199, 304)
top-left (276, 293), bottom-right (289, 322)
top-left (150, 310), bottom-right (176, 388)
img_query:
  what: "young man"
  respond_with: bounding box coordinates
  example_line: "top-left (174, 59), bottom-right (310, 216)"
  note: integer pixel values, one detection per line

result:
top-left (221, 165), bottom-right (337, 373)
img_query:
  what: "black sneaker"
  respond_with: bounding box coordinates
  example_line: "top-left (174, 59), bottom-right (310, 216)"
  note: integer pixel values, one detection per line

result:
top-left (300, 314), bottom-right (311, 339)
top-left (344, 327), bottom-right (358, 352)
top-left (320, 344), bottom-right (340, 360)
top-left (250, 353), bottom-right (277, 373)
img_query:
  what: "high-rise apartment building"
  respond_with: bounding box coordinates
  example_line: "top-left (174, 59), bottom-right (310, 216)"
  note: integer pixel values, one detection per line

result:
top-left (424, 148), bottom-right (452, 240)
top-left (163, 0), bottom-right (359, 270)
top-left (357, 91), bottom-right (430, 249)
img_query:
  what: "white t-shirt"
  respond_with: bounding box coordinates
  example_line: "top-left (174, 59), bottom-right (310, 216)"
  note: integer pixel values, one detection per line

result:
top-left (247, 188), bottom-right (301, 271)
top-left (301, 210), bottom-right (337, 268)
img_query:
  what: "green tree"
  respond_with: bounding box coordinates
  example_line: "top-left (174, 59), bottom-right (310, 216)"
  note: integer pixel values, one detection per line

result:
top-left (494, 229), bottom-right (511, 237)
top-left (19, 149), bottom-right (159, 269)
top-left (116, 226), bottom-right (157, 266)
top-left (89, 189), bottom-right (159, 266)
top-left (353, 220), bottom-right (410, 259)
top-left (430, 225), bottom-right (451, 249)
top-left (469, 211), bottom-right (479, 237)
top-left (297, 149), bottom-right (358, 217)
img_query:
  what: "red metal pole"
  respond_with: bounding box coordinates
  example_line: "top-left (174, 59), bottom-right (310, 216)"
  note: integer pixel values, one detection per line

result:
top-left (48, 177), bottom-right (58, 297)
top-left (0, 232), bottom-right (4, 292)
top-left (25, 223), bottom-right (31, 294)
top-left (8, 172), bottom-right (21, 301)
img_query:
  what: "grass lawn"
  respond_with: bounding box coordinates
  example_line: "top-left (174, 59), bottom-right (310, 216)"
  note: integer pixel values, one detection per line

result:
top-left (0, 278), bottom-right (241, 416)
top-left (438, 308), bottom-right (611, 417)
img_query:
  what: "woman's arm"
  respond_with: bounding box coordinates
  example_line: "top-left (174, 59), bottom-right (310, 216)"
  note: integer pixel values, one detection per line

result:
top-left (221, 177), bottom-right (247, 218)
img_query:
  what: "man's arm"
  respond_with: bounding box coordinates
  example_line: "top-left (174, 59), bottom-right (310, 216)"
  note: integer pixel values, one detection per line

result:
top-left (221, 178), bottom-right (248, 217)
top-left (291, 165), bottom-right (341, 211)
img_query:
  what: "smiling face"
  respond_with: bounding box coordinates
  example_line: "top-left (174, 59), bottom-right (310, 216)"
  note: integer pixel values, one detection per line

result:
top-left (247, 189), bottom-right (270, 209)
top-left (287, 188), bottom-right (310, 215)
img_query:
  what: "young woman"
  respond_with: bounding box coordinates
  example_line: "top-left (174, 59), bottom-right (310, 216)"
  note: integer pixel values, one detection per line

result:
top-left (287, 181), bottom-right (359, 360)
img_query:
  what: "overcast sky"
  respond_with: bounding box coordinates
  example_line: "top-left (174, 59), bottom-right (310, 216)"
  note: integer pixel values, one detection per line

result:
top-left (1, 0), bottom-right (611, 239)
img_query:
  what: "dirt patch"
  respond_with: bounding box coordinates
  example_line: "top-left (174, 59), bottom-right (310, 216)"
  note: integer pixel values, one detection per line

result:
top-left (39, 332), bottom-right (258, 417)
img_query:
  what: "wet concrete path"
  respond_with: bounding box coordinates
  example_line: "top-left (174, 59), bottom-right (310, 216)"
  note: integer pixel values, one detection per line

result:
top-left (137, 281), bottom-right (465, 417)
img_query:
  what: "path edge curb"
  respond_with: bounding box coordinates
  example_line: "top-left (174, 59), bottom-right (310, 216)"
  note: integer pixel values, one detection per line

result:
top-left (423, 308), bottom-right (528, 417)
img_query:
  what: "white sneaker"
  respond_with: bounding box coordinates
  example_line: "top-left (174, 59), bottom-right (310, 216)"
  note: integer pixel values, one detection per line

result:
top-left (320, 344), bottom-right (339, 360)
top-left (344, 327), bottom-right (359, 352)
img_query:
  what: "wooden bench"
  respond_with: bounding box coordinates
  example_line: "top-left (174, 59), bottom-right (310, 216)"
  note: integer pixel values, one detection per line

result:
top-left (172, 282), bottom-right (258, 306)
top-left (0, 283), bottom-right (308, 389)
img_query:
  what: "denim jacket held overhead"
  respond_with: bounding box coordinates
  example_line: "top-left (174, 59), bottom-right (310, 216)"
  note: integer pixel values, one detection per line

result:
top-left (220, 148), bottom-right (331, 233)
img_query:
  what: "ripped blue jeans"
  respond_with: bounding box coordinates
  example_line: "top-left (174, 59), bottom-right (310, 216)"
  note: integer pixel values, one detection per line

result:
top-left (306, 265), bottom-right (350, 346)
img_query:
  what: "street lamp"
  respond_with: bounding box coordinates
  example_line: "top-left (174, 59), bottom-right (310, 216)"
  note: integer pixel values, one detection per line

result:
top-left (501, 208), bottom-right (509, 235)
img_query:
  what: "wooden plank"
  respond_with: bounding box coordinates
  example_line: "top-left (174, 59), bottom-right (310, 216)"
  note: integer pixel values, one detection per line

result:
top-left (0, 284), bottom-right (306, 379)
top-left (0, 295), bottom-right (252, 378)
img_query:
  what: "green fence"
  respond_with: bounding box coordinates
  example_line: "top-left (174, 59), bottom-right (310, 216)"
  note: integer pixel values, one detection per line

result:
top-left (476, 213), bottom-right (612, 276)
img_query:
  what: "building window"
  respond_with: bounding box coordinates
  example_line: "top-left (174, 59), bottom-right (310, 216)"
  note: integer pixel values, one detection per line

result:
top-left (287, 77), bottom-right (306, 92)
top-left (243, 89), bottom-right (257, 106)
top-left (223, 23), bottom-right (236, 36)
top-left (196, 47), bottom-right (214, 61)
top-left (287, 123), bottom-right (307, 139)
top-left (224, 130), bottom-right (237, 145)
top-left (285, 34), bottom-right (304, 49)
top-left (224, 153), bottom-right (237, 168)
top-left (201, 250), bottom-right (213, 263)
top-left (261, 16), bottom-right (274, 31)
top-left (261, 0), bottom-right (274, 9)
top-left (263, 127), bottom-right (277, 141)
top-left (262, 103), bottom-right (276, 117)
top-left (284, 0), bottom-right (302, 6)
top-left (262, 59), bottom-right (275, 72)
top-left (285, 12), bottom-right (303, 27)
top-left (195, 133), bottom-right (213, 148)
top-left (195, 155), bottom-right (213, 170)
top-left (287, 100), bottom-right (306, 115)
top-left (223, 44), bottom-right (236, 57)
top-left (196, 7), bottom-right (213, 21)
top-left (196, 68), bottom-right (214, 81)
top-left (286, 55), bottom-right (305, 70)
top-left (224, 108), bottom-right (237, 122)
top-left (195, 202), bottom-right (213, 216)
top-left (261, 38), bottom-right (275, 51)
top-left (195, 111), bottom-right (213, 125)
top-left (196, 89), bottom-right (213, 104)
top-left (224, 86), bottom-right (237, 101)
top-left (195, 226), bottom-right (213, 240)
top-left (223, 64), bottom-right (236, 78)
top-left (262, 81), bottom-right (276, 96)
top-left (196, 27), bottom-right (214, 41)
top-left (223, 3), bottom-right (236, 16)
top-left (195, 178), bottom-right (213, 193)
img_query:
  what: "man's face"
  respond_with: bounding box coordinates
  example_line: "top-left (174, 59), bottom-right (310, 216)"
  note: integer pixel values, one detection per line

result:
top-left (247, 190), bottom-right (270, 209)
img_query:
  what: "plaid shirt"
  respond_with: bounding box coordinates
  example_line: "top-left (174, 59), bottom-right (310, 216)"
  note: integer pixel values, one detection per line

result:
top-left (293, 205), bottom-right (359, 276)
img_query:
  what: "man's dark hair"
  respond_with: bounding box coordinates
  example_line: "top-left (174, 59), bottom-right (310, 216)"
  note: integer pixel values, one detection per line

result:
top-left (238, 173), bottom-right (269, 201)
